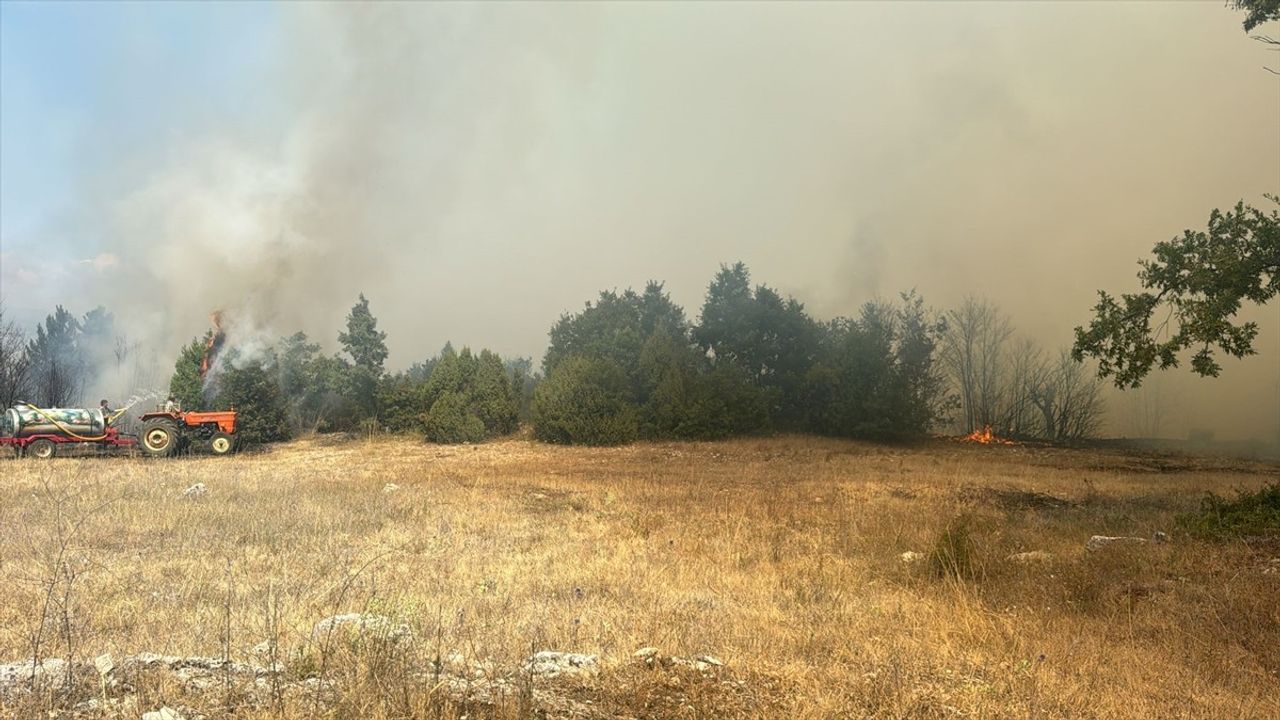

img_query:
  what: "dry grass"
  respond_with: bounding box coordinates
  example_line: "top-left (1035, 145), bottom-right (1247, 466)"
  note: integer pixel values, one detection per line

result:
top-left (1, 435), bottom-right (1278, 718)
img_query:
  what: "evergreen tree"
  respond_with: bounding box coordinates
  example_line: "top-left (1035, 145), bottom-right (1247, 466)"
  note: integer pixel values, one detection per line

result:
top-left (338, 293), bottom-right (389, 373)
top-left (214, 359), bottom-right (290, 445)
top-left (25, 306), bottom-right (83, 406)
top-left (276, 332), bottom-right (325, 432)
top-left (169, 336), bottom-right (208, 411)
top-left (693, 262), bottom-right (821, 429)
top-left (532, 355), bottom-right (638, 445)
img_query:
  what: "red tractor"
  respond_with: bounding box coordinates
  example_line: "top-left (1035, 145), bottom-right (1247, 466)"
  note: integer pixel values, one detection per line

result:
top-left (137, 409), bottom-right (238, 457)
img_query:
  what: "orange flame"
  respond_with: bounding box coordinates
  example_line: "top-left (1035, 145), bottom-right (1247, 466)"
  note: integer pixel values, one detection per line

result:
top-left (198, 311), bottom-right (226, 381)
top-left (961, 425), bottom-right (1017, 445)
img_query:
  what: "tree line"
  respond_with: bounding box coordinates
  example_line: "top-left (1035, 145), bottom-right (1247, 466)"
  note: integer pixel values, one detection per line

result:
top-left (1, 261), bottom-right (1114, 448)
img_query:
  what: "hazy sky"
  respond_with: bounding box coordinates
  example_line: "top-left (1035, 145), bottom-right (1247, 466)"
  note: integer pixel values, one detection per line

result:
top-left (1, 2), bottom-right (1277, 440)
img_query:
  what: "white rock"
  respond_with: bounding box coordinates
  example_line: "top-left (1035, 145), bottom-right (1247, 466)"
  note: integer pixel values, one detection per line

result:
top-left (310, 613), bottom-right (412, 643)
top-left (522, 651), bottom-right (599, 678)
top-left (0, 658), bottom-right (70, 691)
top-left (633, 647), bottom-right (660, 661)
top-left (142, 707), bottom-right (185, 720)
top-left (900, 551), bottom-right (924, 564)
top-left (382, 483), bottom-right (400, 494)
top-left (182, 483), bottom-right (207, 498)
top-left (1007, 551), bottom-right (1053, 564)
top-left (1086, 535), bottom-right (1147, 552)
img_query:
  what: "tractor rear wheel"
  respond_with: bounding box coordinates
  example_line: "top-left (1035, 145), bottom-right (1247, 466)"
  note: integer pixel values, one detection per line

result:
top-left (209, 432), bottom-right (235, 456)
top-left (141, 419), bottom-right (180, 458)
top-left (28, 439), bottom-right (56, 459)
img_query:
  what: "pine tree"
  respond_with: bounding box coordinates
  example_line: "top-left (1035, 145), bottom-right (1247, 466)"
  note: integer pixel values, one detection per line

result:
top-left (338, 293), bottom-right (389, 373)
top-left (169, 336), bottom-right (208, 411)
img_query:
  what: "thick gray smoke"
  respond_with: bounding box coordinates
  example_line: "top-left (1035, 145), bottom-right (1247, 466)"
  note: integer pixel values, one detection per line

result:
top-left (6, 2), bottom-right (1277, 441)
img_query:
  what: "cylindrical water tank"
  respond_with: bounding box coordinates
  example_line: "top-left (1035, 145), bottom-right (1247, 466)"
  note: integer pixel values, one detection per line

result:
top-left (4, 406), bottom-right (105, 439)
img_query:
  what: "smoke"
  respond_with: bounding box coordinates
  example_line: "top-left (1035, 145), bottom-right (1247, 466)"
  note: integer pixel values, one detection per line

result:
top-left (5, 2), bottom-right (1277, 441)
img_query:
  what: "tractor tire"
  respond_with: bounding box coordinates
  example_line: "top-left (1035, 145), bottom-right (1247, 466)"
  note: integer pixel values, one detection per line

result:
top-left (209, 432), bottom-right (235, 456)
top-left (28, 439), bottom-right (56, 460)
top-left (140, 418), bottom-right (181, 458)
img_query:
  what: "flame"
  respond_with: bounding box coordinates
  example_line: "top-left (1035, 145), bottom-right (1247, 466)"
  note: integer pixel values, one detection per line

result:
top-left (198, 310), bottom-right (226, 381)
top-left (960, 425), bottom-right (1018, 445)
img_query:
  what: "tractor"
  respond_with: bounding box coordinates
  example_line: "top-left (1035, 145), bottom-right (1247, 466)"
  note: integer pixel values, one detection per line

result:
top-left (138, 409), bottom-right (238, 457)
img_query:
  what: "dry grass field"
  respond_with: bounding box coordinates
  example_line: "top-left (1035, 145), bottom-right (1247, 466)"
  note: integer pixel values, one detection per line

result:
top-left (1, 435), bottom-right (1278, 719)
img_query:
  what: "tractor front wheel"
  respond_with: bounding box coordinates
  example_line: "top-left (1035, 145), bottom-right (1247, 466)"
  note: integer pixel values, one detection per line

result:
top-left (209, 432), bottom-right (235, 456)
top-left (28, 439), bottom-right (56, 459)
top-left (141, 419), bottom-right (180, 458)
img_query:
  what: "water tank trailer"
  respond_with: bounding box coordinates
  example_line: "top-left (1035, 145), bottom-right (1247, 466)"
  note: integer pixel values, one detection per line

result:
top-left (1, 403), bottom-right (237, 459)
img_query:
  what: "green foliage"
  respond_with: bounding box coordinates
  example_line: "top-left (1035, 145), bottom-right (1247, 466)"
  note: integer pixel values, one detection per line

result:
top-left (214, 358), bottom-right (291, 445)
top-left (1177, 483), bottom-right (1280, 539)
top-left (1073, 199), bottom-right (1280, 388)
top-left (307, 355), bottom-right (365, 431)
top-left (805, 294), bottom-right (951, 439)
top-left (275, 332), bottom-right (326, 432)
top-left (169, 336), bottom-right (208, 411)
top-left (419, 348), bottom-right (518, 442)
top-left (637, 329), bottom-right (768, 439)
top-left (532, 355), bottom-right (638, 446)
top-left (377, 373), bottom-right (430, 434)
top-left (1232, 0), bottom-right (1279, 32)
top-left (24, 306), bottom-right (83, 406)
top-left (544, 281), bottom-right (687, 385)
top-left (534, 265), bottom-right (945, 445)
top-left (423, 391), bottom-right (488, 443)
top-left (693, 263), bottom-right (821, 429)
top-left (378, 346), bottom-right (518, 443)
top-left (339, 293), bottom-right (389, 373)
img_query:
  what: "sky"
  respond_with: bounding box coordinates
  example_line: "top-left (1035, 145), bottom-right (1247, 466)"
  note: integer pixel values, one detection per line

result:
top-left (1, 1), bottom-right (1277, 441)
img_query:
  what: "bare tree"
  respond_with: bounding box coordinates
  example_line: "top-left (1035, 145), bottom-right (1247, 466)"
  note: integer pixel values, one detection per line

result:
top-left (1029, 349), bottom-right (1105, 442)
top-left (1000, 337), bottom-right (1044, 438)
top-left (0, 304), bottom-right (32, 407)
top-left (941, 297), bottom-right (1013, 432)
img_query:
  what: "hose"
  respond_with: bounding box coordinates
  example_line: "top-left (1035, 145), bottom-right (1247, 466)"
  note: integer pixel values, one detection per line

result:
top-left (17, 402), bottom-right (111, 442)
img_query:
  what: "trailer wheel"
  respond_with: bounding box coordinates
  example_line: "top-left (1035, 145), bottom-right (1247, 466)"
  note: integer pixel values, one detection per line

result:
top-left (209, 432), bottom-right (235, 456)
top-left (28, 439), bottom-right (55, 459)
top-left (141, 419), bottom-right (180, 458)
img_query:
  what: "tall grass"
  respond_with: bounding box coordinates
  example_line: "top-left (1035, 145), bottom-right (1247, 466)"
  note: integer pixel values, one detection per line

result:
top-left (0, 436), bottom-right (1276, 718)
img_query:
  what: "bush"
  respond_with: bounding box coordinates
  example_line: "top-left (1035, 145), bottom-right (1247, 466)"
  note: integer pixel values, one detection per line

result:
top-left (532, 355), bottom-right (638, 445)
top-left (423, 391), bottom-right (488, 443)
top-left (1178, 483), bottom-right (1280, 539)
top-left (215, 360), bottom-right (291, 445)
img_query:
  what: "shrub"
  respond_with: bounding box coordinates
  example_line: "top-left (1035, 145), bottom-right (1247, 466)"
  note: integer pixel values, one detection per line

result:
top-left (215, 360), bottom-right (291, 445)
top-left (1178, 483), bottom-right (1280, 539)
top-left (532, 355), bottom-right (638, 445)
top-left (423, 391), bottom-right (488, 444)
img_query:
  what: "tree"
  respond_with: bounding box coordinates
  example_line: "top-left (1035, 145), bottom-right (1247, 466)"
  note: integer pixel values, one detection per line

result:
top-left (532, 355), bottom-right (638, 446)
top-left (1073, 200), bottom-right (1279, 388)
top-left (169, 336), bottom-right (208, 411)
top-left (1028, 350), bottom-right (1105, 442)
top-left (0, 304), bottom-right (30, 408)
top-left (544, 281), bottom-right (686, 387)
top-left (276, 332), bottom-right (325, 433)
top-left (25, 306), bottom-right (83, 407)
top-left (693, 263), bottom-right (821, 429)
top-left (940, 297), bottom-right (1013, 432)
top-left (338, 293), bottom-right (389, 373)
top-left (1233, 0), bottom-right (1279, 32)
top-left (214, 358), bottom-right (290, 445)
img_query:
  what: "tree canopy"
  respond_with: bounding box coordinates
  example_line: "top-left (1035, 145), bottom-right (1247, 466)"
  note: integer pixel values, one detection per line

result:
top-left (1073, 199), bottom-right (1280, 388)
top-left (338, 293), bottom-right (389, 373)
